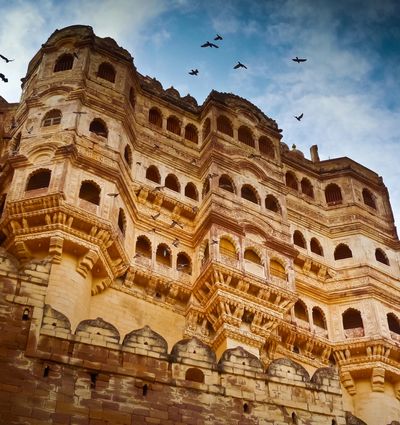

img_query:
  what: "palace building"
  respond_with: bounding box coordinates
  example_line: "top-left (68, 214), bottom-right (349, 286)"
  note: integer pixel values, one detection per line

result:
top-left (0, 25), bottom-right (399, 425)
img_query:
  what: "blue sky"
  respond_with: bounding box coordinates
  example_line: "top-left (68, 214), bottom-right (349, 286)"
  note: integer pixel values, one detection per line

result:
top-left (1, 0), bottom-right (400, 227)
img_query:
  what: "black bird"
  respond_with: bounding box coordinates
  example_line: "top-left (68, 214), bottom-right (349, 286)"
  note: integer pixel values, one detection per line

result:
top-left (207, 173), bottom-right (218, 180)
top-left (292, 57), bottom-right (307, 63)
top-left (233, 61), bottom-right (247, 69)
top-left (201, 41), bottom-right (219, 48)
top-left (172, 238), bottom-right (180, 247)
top-left (73, 111), bottom-right (87, 115)
top-left (26, 126), bottom-right (33, 134)
top-left (0, 73), bottom-right (8, 83)
top-left (107, 193), bottom-right (119, 197)
top-left (211, 239), bottom-right (218, 245)
top-left (153, 144), bottom-right (160, 149)
top-left (0, 54), bottom-right (14, 63)
top-left (73, 52), bottom-right (79, 59)
top-left (294, 113), bottom-right (304, 121)
top-left (214, 34), bottom-right (223, 41)
top-left (248, 153), bottom-right (262, 159)
top-left (170, 219), bottom-right (183, 229)
top-left (189, 69), bottom-right (199, 76)
top-left (136, 161), bottom-right (142, 166)
top-left (151, 212), bottom-right (161, 220)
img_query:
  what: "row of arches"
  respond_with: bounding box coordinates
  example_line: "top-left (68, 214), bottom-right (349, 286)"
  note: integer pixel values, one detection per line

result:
top-left (145, 165), bottom-right (282, 213)
top-left (135, 235), bottom-right (192, 274)
top-left (148, 108), bottom-right (276, 157)
top-left (293, 231), bottom-right (390, 265)
top-left (293, 300), bottom-right (327, 331)
top-left (286, 171), bottom-right (378, 209)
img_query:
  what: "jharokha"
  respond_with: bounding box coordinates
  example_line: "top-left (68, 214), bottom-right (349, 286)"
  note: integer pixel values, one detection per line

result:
top-left (0, 25), bottom-right (399, 425)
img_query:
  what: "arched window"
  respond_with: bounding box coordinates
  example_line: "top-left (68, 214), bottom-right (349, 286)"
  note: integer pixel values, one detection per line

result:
top-left (312, 307), bottom-right (327, 329)
top-left (301, 178), bottom-right (314, 198)
top-left (26, 169), bottom-right (51, 191)
top-left (387, 313), bottom-right (400, 335)
top-left (334, 243), bottom-right (352, 260)
top-left (89, 119), bottom-right (108, 138)
top-left (165, 174), bottom-right (180, 192)
top-left (79, 180), bottom-right (101, 205)
top-left (11, 133), bottom-right (21, 154)
top-left (310, 238), bottom-right (323, 256)
top-left (166, 116), bottom-right (180, 135)
top-left (238, 126), bottom-right (254, 148)
top-left (202, 118), bottom-right (211, 140)
top-left (270, 259), bottom-right (286, 279)
top-left (216, 115), bottom-right (233, 137)
top-left (325, 183), bottom-right (342, 205)
top-left (136, 236), bottom-right (151, 258)
top-left (219, 175), bottom-right (235, 193)
top-left (0, 194), bottom-right (6, 217)
top-left (265, 195), bottom-right (281, 214)
top-left (54, 54), bottom-right (74, 72)
top-left (42, 109), bottom-right (62, 127)
top-left (184, 182), bottom-right (198, 200)
top-left (97, 62), bottom-right (116, 83)
top-left (343, 308), bottom-right (364, 337)
top-left (244, 249), bottom-right (261, 265)
top-left (177, 252), bottom-right (192, 274)
top-left (294, 300), bottom-right (308, 322)
top-left (293, 230), bottom-right (306, 249)
top-left (129, 87), bottom-right (135, 109)
top-left (124, 145), bottom-right (132, 167)
top-left (184, 124), bottom-right (198, 144)
top-left (259, 136), bottom-right (275, 158)
top-left (285, 172), bottom-right (298, 191)
top-left (241, 185), bottom-right (259, 204)
top-left (118, 208), bottom-right (126, 235)
top-left (185, 367), bottom-right (204, 383)
top-left (156, 243), bottom-right (171, 266)
top-left (202, 179), bottom-right (210, 197)
top-left (362, 188), bottom-right (376, 209)
top-left (219, 237), bottom-right (237, 259)
top-left (375, 248), bottom-right (389, 265)
top-left (149, 108), bottom-right (162, 127)
top-left (146, 165), bottom-right (161, 183)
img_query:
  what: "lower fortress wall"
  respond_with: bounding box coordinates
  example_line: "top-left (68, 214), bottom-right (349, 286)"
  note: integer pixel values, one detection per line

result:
top-left (0, 250), bottom-right (374, 425)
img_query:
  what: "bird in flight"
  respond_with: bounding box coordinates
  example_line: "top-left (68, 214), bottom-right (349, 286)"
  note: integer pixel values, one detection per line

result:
top-left (201, 41), bottom-right (219, 48)
top-left (151, 212), bottom-right (160, 220)
top-left (234, 61), bottom-right (247, 69)
top-left (170, 219), bottom-right (183, 229)
top-left (0, 54), bottom-right (14, 63)
top-left (292, 57), bottom-right (307, 63)
top-left (214, 34), bottom-right (223, 41)
top-left (189, 69), bottom-right (199, 76)
top-left (294, 113), bottom-right (304, 121)
top-left (0, 73), bottom-right (8, 83)
top-left (73, 52), bottom-right (79, 59)
top-left (107, 193), bottom-right (119, 197)
top-left (172, 238), bottom-right (180, 247)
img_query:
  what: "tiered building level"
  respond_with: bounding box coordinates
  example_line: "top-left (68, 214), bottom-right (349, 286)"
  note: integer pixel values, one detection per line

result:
top-left (0, 25), bottom-right (399, 425)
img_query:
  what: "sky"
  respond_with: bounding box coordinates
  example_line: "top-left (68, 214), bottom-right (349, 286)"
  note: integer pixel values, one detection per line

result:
top-left (1, 0), bottom-right (400, 227)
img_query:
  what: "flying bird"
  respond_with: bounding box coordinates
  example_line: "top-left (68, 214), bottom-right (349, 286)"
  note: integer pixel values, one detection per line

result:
top-left (151, 212), bottom-right (161, 220)
top-left (0, 73), bottom-right (8, 83)
top-left (233, 61), bottom-right (247, 69)
top-left (26, 126), bottom-right (33, 134)
top-left (294, 113), bottom-right (304, 121)
top-left (292, 57), bottom-right (307, 63)
top-left (170, 219), bottom-right (183, 229)
top-left (0, 54), bottom-right (14, 63)
top-left (214, 34), bottom-right (223, 41)
top-left (73, 52), bottom-right (79, 59)
top-left (107, 193), bottom-right (119, 197)
top-left (201, 41), bottom-right (219, 48)
top-left (153, 144), bottom-right (160, 150)
top-left (211, 239), bottom-right (218, 245)
top-left (172, 238), bottom-right (180, 247)
top-left (189, 69), bottom-right (199, 76)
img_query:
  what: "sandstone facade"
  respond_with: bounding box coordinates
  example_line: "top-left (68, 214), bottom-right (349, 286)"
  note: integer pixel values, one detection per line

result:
top-left (0, 25), bottom-right (399, 424)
